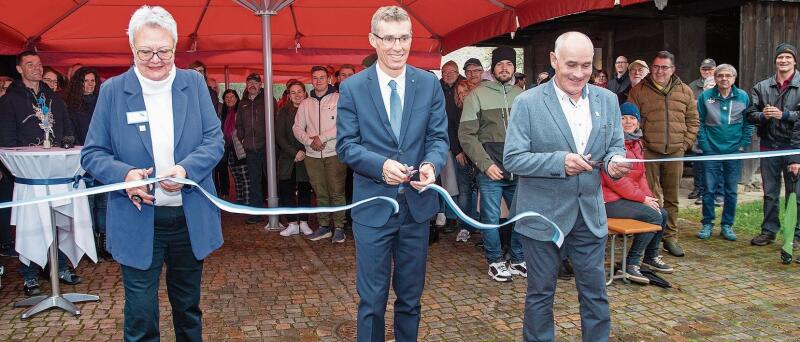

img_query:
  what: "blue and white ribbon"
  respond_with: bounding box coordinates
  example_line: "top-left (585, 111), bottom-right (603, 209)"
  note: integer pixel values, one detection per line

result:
top-left (422, 184), bottom-right (565, 247)
top-left (0, 177), bottom-right (400, 216)
top-left (620, 148), bottom-right (800, 163)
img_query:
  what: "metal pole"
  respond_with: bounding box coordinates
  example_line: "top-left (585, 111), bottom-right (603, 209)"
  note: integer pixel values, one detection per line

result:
top-left (224, 65), bottom-right (230, 90)
top-left (260, 12), bottom-right (281, 229)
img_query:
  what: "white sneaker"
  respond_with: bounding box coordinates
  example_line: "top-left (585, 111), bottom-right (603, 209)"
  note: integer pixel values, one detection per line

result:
top-left (488, 261), bottom-right (512, 282)
top-left (509, 261), bottom-right (527, 278)
top-left (299, 221), bottom-right (313, 236)
top-left (455, 229), bottom-right (470, 242)
top-left (265, 222), bottom-right (285, 232)
top-left (435, 213), bottom-right (446, 226)
top-left (279, 222), bottom-right (300, 237)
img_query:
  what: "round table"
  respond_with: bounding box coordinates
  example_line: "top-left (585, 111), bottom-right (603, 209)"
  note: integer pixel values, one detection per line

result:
top-left (0, 146), bottom-right (99, 319)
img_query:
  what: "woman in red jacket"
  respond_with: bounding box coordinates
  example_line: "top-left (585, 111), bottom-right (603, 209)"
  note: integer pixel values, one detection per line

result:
top-left (602, 103), bottom-right (673, 284)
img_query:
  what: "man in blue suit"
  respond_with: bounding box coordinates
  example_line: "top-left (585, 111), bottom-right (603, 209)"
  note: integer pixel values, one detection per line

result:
top-left (81, 6), bottom-right (223, 341)
top-left (336, 6), bottom-right (449, 342)
top-left (503, 32), bottom-right (630, 341)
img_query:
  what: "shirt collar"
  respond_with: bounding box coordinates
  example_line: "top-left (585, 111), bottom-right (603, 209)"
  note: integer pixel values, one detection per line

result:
top-left (134, 65), bottom-right (176, 95)
top-left (376, 64), bottom-right (407, 88)
top-left (552, 80), bottom-right (589, 106)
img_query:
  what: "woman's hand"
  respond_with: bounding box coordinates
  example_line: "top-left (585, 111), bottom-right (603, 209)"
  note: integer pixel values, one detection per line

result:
top-left (125, 168), bottom-right (155, 210)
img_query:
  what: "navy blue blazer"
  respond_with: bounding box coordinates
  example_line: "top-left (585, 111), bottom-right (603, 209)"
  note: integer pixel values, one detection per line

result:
top-left (336, 65), bottom-right (449, 227)
top-left (81, 67), bottom-right (224, 270)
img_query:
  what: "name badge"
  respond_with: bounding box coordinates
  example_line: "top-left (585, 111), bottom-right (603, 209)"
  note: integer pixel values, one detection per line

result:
top-left (126, 111), bottom-right (149, 124)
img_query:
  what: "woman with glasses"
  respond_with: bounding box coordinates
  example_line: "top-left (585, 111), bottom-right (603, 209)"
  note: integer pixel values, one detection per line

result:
top-left (81, 6), bottom-right (223, 340)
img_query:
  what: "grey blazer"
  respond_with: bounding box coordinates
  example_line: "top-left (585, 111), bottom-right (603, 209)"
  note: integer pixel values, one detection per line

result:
top-left (503, 81), bottom-right (625, 242)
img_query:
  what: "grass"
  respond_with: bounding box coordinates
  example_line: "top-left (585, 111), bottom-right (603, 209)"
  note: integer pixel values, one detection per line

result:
top-left (679, 198), bottom-right (796, 242)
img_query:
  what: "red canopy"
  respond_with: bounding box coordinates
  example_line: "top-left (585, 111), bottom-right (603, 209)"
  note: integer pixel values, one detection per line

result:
top-left (0, 0), bottom-right (651, 81)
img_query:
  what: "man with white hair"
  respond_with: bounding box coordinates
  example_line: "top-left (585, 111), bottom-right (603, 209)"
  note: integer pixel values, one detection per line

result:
top-left (82, 5), bottom-right (224, 340)
top-left (504, 31), bottom-right (629, 341)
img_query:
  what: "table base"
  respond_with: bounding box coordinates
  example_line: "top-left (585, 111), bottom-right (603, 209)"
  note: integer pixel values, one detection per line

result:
top-left (15, 293), bottom-right (100, 319)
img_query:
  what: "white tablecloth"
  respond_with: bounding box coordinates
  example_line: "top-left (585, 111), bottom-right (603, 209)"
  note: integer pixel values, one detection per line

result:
top-left (0, 146), bottom-right (97, 268)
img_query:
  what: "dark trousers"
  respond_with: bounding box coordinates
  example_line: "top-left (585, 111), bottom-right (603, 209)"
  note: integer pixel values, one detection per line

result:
top-left (354, 195), bottom-right (430, 342)
top-left (277, 169), bottom-right (312, 222)
top-left (121, 207), bottom-right (203, 342)
top-left (87, 178), bottom-right (108, 235)
top-left (605, 199), bottom-right (667, 265)
top-left (213, 149), bottom-right (231, 196)
top-left (19, 251), bottom-right (70, 280)
top-left (521, 211), bottom-right (609, 342)
top-left (760, 155), bottom-right (800, 238)
top-left (0, 169), bottom-right (13, 247)
top-left (245, 149), bottom-right (265, 208)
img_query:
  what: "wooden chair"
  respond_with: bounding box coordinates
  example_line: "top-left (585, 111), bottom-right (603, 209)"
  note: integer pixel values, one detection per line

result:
top-left (606, 218), bottom-right (662, 285)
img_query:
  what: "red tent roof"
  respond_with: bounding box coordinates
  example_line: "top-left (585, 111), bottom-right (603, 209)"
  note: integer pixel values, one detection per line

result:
top-left (0, 0), bottom-right (651, 81)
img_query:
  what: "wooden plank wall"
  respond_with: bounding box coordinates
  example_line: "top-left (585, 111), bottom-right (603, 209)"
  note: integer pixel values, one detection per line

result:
top-left (739, 1), bottom-right (800, 184)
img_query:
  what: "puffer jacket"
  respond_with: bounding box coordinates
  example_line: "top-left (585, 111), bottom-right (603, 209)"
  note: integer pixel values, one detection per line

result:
top-left (601, 137), bottom-right (652, 203)
top-left (293, 85), bottom-right (339, 158)
top-left (746, 70), bottom-right (800, 149)
top-left (458, 80), bottom-right (522, 174)
top-left (628, 75), bottom-right (700, 155)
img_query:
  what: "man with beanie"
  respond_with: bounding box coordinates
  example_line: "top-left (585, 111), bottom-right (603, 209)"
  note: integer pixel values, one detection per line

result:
top-left (628, 50), bottom-right (700, 258)
top-left (459, 46), bottom-right (526, 282)
top-left (747, 42), bottom-right (800, 247)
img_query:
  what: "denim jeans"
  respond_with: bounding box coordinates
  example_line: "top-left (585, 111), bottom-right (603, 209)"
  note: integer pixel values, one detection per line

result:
top-left (692, 159), bottom-right (706, 193)
top-left (477, 173), bottom-right (523, 264)
top-left (20, 251), bottom-right (71, 281)
top-left (760, 155), bottom-right (800, 238)
top-left (453, 154), bottom-right (479, 231)
top-left (702, 159), bottom-right (742, 226)
top-left (604, 199), bottom-right (667, 266)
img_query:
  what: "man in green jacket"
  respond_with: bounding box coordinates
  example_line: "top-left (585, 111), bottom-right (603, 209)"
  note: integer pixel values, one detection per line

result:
top-left (459, 47), bottom-right (526, 282)
top-left (696, 64), bottom-right (754, 242)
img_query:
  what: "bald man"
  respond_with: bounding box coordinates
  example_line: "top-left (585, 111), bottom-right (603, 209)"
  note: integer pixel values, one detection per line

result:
top-left (503, 31), bottom-right (629, 341)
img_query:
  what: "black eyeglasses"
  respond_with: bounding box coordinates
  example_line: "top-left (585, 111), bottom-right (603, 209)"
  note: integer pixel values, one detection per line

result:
top-left (134, 47), bottom-right (175, 61)
top-left (371, 33), bottom-right (411, 46)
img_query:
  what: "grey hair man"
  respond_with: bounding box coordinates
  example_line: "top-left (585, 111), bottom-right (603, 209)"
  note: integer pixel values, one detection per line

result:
top-left (503, 31), bottom-right (629, 341)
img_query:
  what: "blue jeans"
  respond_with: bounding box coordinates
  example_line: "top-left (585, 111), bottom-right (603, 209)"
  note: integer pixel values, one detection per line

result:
top-left (453, 154), bottom-right (479, 231)
top-left (692, 159), bottom-right (706, 194)
top-left (702, 159), bottom-right (742, 226)
top-left (604, 199), bottom-right (667, 266)
top-left (19, 251), bottom-right (70, 281)
top-left (477, 173), bottom-right (523, 264)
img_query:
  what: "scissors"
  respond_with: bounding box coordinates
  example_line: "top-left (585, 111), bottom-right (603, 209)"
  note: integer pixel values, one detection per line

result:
top-left (580, 155), bottom-right (602, 168)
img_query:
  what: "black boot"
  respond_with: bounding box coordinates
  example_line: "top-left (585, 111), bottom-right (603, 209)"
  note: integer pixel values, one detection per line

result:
top-left (95, 233), bottom-right (112, 261)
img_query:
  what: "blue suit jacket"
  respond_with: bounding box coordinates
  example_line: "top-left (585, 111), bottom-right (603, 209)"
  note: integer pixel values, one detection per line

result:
top-left (336, 65), bottom-right (449, 227)
top-left (81, 67), bottom-right (224, 270)
top-left (503, 81), bottom-right (626, 241)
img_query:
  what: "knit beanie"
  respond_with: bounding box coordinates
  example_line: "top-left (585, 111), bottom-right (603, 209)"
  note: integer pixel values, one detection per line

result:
top-left (776, 43), bottom-right (797, 61)
top-left (491, 47), bottom-right (516, 70)
top-left (620, 102), bottom-right (640, 122)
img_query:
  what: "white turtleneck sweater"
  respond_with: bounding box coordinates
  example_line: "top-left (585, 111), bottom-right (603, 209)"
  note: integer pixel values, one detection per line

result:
top-left (133, 66), bottom-right (181, 207)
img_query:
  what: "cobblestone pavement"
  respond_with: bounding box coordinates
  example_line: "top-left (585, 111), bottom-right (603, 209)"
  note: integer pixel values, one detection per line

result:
top-left (1, 212), bottom-right (800, 341)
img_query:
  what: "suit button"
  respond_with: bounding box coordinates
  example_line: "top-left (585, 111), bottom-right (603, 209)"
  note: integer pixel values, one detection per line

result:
top-left (578, 193), bottom-right (582, 198)
top-left (398, 149), bottom-right (403, 155)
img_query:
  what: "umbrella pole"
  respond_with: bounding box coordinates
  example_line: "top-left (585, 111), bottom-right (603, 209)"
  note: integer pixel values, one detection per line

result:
top-left (260, 12), bottom-right (281, 229)
top-left (224, 65), bottom-right (229, 90)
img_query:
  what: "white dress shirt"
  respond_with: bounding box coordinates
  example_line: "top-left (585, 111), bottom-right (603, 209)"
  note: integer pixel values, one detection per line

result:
top-left (134, 66), bottom-right (181, 207)
top-left (553, 81), bottom-right (592, 155)
top-left (375, 65), bottom-right (406, 120)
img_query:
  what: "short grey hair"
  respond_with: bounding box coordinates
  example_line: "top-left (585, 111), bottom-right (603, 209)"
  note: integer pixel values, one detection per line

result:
top-left (553, 31), bottom-right (594, 57)
top-left (714, 63), bottom-right (738, 78)
top-left (371, 6), bottom-right (411, 34)
top-left (127, 5), bottom-right (178, 47)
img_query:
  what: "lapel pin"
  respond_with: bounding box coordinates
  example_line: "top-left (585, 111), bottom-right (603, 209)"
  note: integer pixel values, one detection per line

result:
top-left (139, 125), bottom-right (146, 132)
top-left (594, 111), bottom-right (600, 117)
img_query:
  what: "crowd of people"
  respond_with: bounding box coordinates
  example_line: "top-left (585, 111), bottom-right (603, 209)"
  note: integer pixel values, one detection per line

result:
top-left (0, 3), bottom-right (799, 341)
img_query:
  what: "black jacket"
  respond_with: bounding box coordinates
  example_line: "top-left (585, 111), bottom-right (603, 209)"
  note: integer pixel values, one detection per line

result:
top-left (608, 73), bottom-right (631, 95)
top-left (69, 93), bottom-right (98, 145)
top-left (0, 80), bottom-right (73, 147)
top-left (746, 70), bottom-right (800, 149)
top-left (441, 77), bottom-right (464, 155)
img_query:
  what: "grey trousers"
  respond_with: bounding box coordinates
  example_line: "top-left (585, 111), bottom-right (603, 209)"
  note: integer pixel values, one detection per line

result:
top-left (520, 211), bottom-right (610, 342)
